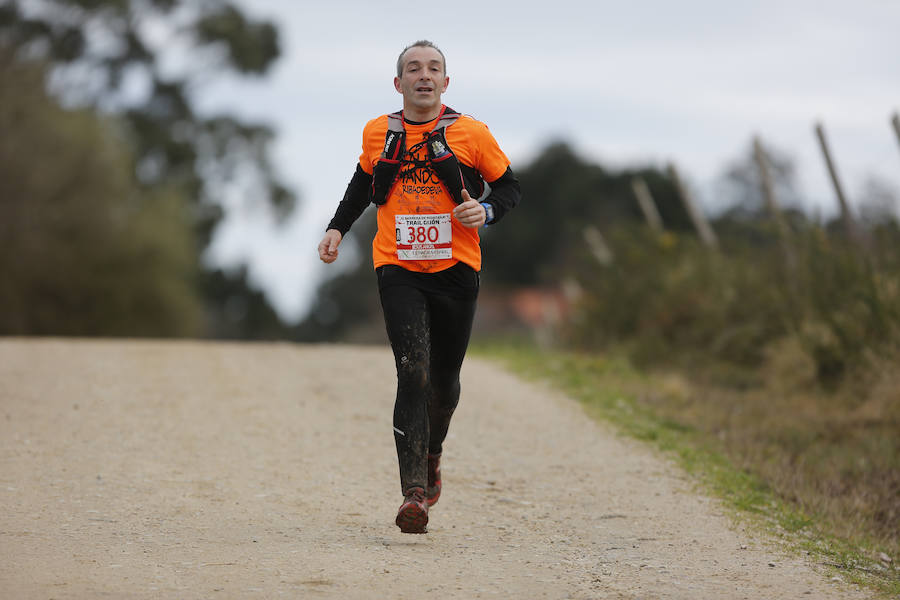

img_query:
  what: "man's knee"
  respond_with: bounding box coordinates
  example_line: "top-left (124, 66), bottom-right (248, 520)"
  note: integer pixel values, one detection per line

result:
top-left (430, 373), bottom-right (460, 402)
top-left (396, 352), bottom-right (429, 390)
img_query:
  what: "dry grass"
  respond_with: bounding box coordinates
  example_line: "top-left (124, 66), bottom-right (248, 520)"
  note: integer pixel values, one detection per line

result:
top-left (634, 338), bottom-right (900, 557)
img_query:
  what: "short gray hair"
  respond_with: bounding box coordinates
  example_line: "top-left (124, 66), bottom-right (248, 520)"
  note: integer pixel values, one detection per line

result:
top-left (396, 40), bottom-right (446, 78)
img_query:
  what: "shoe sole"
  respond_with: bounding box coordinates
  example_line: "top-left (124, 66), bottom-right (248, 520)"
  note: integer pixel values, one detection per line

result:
top-left (395, 502), bottom-right (428, 534)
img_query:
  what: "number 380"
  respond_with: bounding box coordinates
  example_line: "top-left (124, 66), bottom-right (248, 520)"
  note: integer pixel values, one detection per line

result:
top-left (408, 226), bottom-right (439, 243)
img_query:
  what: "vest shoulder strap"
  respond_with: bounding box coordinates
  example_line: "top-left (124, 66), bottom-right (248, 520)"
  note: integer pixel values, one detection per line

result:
top-left (386, 111), bottom-right (404, 133)
top-left (432, 106), bottom-right (460, 132)
top-left (387, 106), bottom-right (461, 134)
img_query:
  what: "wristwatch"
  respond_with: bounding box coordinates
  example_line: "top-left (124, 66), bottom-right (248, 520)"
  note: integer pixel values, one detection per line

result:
top-left (480, 202), bottom-right (495, 224)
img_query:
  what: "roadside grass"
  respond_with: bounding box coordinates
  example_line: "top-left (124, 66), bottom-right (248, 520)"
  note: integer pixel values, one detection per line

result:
top-left (472, 341), bottom-right (900, 597)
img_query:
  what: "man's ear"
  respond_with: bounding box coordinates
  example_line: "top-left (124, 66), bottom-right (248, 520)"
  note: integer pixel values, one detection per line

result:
top-left (394, 77), bottom-right (402, 93)
top-left (442, 76), bottom-right (449, 92)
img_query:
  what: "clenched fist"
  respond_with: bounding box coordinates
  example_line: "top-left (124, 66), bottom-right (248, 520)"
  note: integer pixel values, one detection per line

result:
top-left (318, 229), bottom-right (343, 263)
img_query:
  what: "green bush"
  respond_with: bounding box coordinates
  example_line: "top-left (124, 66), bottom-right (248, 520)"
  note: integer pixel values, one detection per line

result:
top-left (792, 228), bottom-right (900, 382)
top-left (569, 219), bottom-right (900, 383)
top-left (571, 225), bottom-right (787, 367)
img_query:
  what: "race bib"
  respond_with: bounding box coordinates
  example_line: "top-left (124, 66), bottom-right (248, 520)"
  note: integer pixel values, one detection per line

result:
top-left (395, 214), bottom-right (452, 260)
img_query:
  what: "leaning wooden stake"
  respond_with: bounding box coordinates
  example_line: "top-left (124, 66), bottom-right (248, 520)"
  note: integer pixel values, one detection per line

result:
top-left (582, 226), bottom-right (614, 265)
top-left (753, 136), bottom-right (796, 268)
top-left (668, 163), bottom-right (718, 248)
top-left (753, 136), bottom-right (790, 238)
top-left (814, 121), bottom-right (857, 240)
top-left (630, 177), bottom-right (664, 232)
top-left (892, 112), bottom-right (900, 158)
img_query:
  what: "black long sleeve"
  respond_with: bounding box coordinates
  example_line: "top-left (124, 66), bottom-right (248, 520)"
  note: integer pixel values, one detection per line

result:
top-left (326, 165), bottom-right (372, 235)
top-left (482, 167), bottom-right (521, 225)
top-left (327, 163), bottom-right (520, 232)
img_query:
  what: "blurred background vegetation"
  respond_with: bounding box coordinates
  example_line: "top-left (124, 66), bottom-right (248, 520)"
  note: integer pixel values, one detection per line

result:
top-left (1, 0), bottom-right (291, 337)
top-left (1, 0), bottom-right (897, 583)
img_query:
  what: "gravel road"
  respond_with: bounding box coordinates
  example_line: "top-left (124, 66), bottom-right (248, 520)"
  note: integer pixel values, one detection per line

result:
top-left (0, 339), bottom-right (872, 598)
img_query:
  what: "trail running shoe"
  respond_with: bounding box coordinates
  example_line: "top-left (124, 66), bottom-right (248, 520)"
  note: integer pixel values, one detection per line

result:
top-left (426, 454), bottom-right (442, 507)
top-left (396, 487), bottom-right (428, 534)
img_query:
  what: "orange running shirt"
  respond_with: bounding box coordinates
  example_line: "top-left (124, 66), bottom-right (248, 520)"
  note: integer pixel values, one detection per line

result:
top-left (358, 107), bottom-right (510, 273)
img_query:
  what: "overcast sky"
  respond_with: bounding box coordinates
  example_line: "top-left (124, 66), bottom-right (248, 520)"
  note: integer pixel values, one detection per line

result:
top-left (194, 0), bottom-right (900, 323)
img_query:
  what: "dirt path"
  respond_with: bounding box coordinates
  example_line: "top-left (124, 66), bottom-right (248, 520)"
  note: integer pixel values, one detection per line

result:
top-left (0, 339), bottom-right (871, 599)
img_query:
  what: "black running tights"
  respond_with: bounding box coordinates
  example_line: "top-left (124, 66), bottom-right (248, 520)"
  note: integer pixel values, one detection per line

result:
top-left (378, 270), bottom-right (477, 494)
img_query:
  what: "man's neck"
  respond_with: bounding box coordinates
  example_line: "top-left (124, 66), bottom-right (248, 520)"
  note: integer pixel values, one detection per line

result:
top-left (403, 104), bottom-right (442, 123)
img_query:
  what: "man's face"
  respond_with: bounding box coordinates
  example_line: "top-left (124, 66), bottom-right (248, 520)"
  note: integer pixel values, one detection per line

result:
top-left (394, 46), bottom-right (449, 116)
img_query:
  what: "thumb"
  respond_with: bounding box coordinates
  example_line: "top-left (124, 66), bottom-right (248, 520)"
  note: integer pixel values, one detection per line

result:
top-left (460, 188), bottom-right (471, 202)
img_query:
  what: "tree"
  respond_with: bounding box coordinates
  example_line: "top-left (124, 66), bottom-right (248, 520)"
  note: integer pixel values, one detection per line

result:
top-left (857, 175), bottom-right (899, 227)
top-left (1, 0), bottom-right (292, 244)
top-left (481, 142), bottom-right (688, 286)
top-left (0, 0), bottom-right (296, 336)
top-left (294, 212), bottom-right (385, 343)
top-left (201, 266), bottom-right (292, 340)
top-left (716, 138), bottom-right (802, 221)
top-left (0, 50), bottom-right (203, 336)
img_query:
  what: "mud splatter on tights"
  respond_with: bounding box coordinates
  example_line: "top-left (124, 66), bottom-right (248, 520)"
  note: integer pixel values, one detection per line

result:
top-left (377, 264), bottom-right (478, 493)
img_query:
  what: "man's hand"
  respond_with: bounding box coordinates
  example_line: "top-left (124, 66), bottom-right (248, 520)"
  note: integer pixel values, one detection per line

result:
top-left (452, 189), bottom-right (486, 228)
top-left (317, 229), bottom-right (343, 263)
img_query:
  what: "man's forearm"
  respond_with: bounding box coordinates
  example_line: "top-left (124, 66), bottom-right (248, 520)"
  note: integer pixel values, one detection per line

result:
top-left (327, 165), bottom-right (372, 235)
top-left (482, 167), bottom-right (521, 225)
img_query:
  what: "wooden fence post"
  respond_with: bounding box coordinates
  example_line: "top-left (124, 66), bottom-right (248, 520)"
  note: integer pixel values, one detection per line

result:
top-left (753, 136), bottom-right (790, 237)
top-left (667, 163), bottom-right (718, 248)
top-left (630, 177), bottom-right (664, 232)
top-left (582, 226), bottom-right (614, 265)
top-left (814, 121), bottom-right (857, 240)
top-left (892, 112), bottom-right (900, 158)
top-left (753, 135), bottom-right (796, 269)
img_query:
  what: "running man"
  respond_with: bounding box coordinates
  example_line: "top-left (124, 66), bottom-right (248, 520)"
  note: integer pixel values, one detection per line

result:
top-left (317, 40), bottom-right (521, 533)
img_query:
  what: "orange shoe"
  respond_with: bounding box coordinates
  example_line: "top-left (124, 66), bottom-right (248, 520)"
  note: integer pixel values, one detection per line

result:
top-left (426, 454), bottom-right (442, 507)
top-left (395, 487), bottom-right (428, 534)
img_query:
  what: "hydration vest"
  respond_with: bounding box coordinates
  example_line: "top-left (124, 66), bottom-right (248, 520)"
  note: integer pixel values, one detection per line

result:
top-left (370, 106), bottom-right (470, 206)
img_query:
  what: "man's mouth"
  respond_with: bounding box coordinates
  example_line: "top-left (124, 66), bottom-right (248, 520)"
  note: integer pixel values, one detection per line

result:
top-left (416, 86), bottom-right (433, 92)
